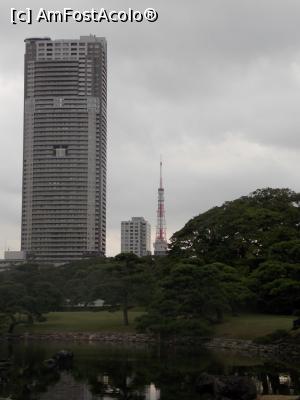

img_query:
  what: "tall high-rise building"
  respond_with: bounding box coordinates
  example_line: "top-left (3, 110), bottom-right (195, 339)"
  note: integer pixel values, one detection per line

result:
top-left (121, 217), bottom-right (151, 257)
top-left (21, 35), bottom-right (107, 263)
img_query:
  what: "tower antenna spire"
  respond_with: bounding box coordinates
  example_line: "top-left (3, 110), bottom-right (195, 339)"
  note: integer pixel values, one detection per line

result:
top-left (154, 157), bottom-right (168, 256)
top-left (160, 155), bottom-right (163, 189)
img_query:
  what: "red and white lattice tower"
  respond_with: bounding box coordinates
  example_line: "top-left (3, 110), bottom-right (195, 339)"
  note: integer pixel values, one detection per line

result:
top-left (153, 159), bottom-right (168, 256)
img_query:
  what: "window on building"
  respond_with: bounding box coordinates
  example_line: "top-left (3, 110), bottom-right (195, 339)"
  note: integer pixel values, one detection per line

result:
top-left (53, 145), bottom-right (68, 158)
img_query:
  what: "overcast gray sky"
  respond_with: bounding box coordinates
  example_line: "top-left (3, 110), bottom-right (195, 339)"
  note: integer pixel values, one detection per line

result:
top-left (0, 0), bottom-right (300, 257)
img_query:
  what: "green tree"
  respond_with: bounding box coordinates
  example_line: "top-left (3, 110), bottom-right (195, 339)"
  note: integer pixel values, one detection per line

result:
top-left (0, 269), bottom-right (63, 333)
top-left (137, 261), bottom-right (253, 336)
top-left (94, 253), bottom-right (153, 326)
top-left (0, 282), bottom-right (28, 332)
top-left (268, 240), bottom-right (300, 264)
top-left (169, 188), bottom-right (300, 269)
top-left (248, 260), bottom-right (300, 313)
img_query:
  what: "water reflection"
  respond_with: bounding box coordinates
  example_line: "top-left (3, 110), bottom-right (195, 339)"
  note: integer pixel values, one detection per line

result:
top-left (39, 374), bottom-right (160, 400)
top-left (0, 341), bottom-right (298, 399)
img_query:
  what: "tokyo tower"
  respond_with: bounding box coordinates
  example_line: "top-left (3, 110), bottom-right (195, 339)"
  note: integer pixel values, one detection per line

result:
top-left (153, 159), bottom-right (168, 256)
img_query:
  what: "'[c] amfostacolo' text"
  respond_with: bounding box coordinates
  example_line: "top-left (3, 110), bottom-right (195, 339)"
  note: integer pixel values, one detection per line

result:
top-left (10, 7), bottom-right (159, 24)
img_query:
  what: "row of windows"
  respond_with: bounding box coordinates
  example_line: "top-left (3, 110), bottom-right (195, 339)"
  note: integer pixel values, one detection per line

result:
top-left (38, 42), bottom-right (87, 47)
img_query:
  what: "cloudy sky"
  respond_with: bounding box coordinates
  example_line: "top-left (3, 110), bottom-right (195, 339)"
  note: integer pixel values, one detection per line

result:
top-left (0, 0), bottom-right (300, 257)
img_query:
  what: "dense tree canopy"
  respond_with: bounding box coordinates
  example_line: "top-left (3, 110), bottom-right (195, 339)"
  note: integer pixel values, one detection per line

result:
top-left (0, 266), bottom-right (63, 332)
top-left (169, 188), bottom-right (300, 269)
top-left (166, 188), bottom-right (300, 318)
top-left (0, 187), bottom-right (299, 335)
top-left (136, 261), bottom-right (254, 336)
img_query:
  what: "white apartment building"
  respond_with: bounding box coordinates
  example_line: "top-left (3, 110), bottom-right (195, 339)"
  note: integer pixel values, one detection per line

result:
top-left (121, 217), bottom-right (151, 257)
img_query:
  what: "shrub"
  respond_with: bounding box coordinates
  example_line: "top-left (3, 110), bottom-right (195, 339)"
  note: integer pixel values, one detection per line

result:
top-left (253, 329), bottom-right (289, 344)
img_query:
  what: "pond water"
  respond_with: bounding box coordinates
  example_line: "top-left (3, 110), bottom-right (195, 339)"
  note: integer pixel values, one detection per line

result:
top-left (0, 340), bottom-right (299, 399)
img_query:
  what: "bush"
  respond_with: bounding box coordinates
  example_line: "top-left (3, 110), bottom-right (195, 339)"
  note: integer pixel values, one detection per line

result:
top-left (253, 329), bottom-right (289, 344)
top-left (136, 313), bottom-right (212, 337)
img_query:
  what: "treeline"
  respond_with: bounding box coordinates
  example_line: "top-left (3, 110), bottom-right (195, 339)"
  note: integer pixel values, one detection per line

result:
top-left (0, 187), bottom-right (299, 335)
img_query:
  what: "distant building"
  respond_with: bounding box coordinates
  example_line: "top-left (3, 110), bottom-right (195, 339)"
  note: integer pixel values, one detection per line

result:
top-left (121, 217), bottom-right (151, 257)
top-left (0, 251), bottom-right (27, 271)
top-left (4, 250), bottom-right (27, 261)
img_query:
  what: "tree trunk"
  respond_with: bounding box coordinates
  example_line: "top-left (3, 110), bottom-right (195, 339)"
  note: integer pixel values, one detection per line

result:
top-left (216, 308), bottom-right (223, 323)
top-left (8, 316), bottom-right (17, 334)
top-left (8, 314), bottom-right (30, 334)
top-left (8, 323), bottom-right (15, 334)
top-left (27, 313), bottom-right (34, 324)
top-left (123, 307), bottom-right (129, 326)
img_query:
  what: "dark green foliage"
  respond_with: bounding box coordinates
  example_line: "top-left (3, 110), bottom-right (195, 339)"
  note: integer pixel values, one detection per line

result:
top-left (0, 187), bottom-right (299, 336)
top-left (136, 313), bottom-right (212, 337)
top-left (0, 265), bottom-right (63, 332)
top-left (248, 261), bottom-right (300, 313)
top-left (136, 262), bottom-right (253, 336)
top-left (169, 188), bottom-right (300, 268)
top-left (169, 188), bottom-right (300, 316)
top-left (269, 240), bottom-right (300, 263)
top-left (94, 253), bottom-right (154, 325)
top-left (253, 329), bottom-right (289, 344)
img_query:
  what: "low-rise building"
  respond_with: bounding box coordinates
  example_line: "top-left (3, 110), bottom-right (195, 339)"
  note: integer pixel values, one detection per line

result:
top-left (4, 250), bottom-right (27, 261)
top-left (121, 217), bottom-right (151, 257)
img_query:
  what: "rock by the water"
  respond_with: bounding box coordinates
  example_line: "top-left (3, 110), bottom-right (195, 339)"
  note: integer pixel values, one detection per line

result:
top-left (196, 373), bottom-right (219, 396)
top-left (44, 350), bottom-right (73, 370)
top-left (196, 373), bottom-right (257, 400)
top-left (53, 350), bottom-right (73, 369)
top-left (53, 350), bottom-right (73, 360)
top-left (220, 376), bottom-right (257, 400)
top-left (43, 358), bottom-right (56, 369)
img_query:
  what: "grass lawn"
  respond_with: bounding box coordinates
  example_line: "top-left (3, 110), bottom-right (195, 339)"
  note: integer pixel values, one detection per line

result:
top-left (14, 311), bottom-right (295, 339)
top-left (15, 310), bottom-right (144, 334)
top-left (214, 313), bottom-right (295, 340)
top-left (259, 397), bottom-right (299, 400)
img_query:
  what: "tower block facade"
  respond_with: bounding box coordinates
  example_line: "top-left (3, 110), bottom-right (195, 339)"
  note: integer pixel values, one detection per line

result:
top-left (21, 35), bottom-right (107, 262)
